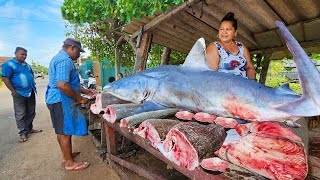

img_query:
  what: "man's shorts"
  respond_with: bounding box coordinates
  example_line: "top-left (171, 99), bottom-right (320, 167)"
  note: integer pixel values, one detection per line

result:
top-left (47, 102), bottom-right (65, 135)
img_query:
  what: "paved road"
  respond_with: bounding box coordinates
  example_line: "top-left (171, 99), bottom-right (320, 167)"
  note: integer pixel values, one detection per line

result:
top-left (0, 77), bottom-right (120, 180)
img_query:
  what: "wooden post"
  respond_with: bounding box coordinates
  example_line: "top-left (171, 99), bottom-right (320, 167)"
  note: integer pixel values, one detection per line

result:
top-left (160, 47), bottom-right (171, 65)
top-left (134, 32), bottom-right (153, 73)
top-left (115, 47), bottom-right (120, 76)
top-left (255, 54), bottom-right (263, 71)
top-left (259, 54), bottom-right (271, 84)
top-left (105, 124), bottom-right (117, 155)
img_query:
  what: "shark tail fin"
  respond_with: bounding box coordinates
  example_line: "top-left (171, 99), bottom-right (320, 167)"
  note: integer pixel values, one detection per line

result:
top-left (276, 21), bottom-right (320, 115)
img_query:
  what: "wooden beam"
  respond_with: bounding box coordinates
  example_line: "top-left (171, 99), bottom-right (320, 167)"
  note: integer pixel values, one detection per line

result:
top-left (134, 32), bottom-right (153, 73)
top-left (108, 153), bottom-right (166, 180)
top-left (136, 26), bottom-right (144, 48)
top-left (161, 47), bottom-right (171, 65)
top-left (157, 24), bottom-right (196, 47)
top-left (131, 0), bottom-right (201, 38)
top-left (250, 39), bottom-right (320, 55)
top-left (152, 28), bottom-right (192, 50)
top-left (152, 34), bottom-right (188, 53)
top-left (152, 34), bottom-right (189, 53)
top-left (186, 2), bottom-right (260, 48)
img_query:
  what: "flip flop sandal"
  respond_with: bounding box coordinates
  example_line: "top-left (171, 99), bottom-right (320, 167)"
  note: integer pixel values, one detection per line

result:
top-left (62, 151), bottom-right (81, 164)
top-left (65, 162), bottom-right (90, 171)
top-left (19, 134), bottom-right (27, 143)
top-left (29, 129), bottom-right (43, 133)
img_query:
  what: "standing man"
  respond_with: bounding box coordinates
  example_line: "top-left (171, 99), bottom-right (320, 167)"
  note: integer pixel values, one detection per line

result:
top-left (1, 47), bottom-right (42, 142)
top-left (46, 38), bottom-right (92, 170)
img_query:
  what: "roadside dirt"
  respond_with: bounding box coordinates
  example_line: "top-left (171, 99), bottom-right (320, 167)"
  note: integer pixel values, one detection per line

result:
top-left (0, 78), bottom-right (120, 180)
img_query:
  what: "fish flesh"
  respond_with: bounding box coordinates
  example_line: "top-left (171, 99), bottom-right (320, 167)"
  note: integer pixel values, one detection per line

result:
top-left (133, 119), bottom-right (180, 148)
top-left (102, 104), bottom-right (140, 123)
top-left (90, 93), bottom-right (103, 114)
top-left (162, 122), bottom-right (226, 170)
top-left (104, 21), bottom-right (320, 122)
top-left (215, 122), bottom-right (308, 179)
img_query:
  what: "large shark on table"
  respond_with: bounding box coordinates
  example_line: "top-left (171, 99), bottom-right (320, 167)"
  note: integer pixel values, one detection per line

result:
top-left (104, 21), bottom-right (320, 122)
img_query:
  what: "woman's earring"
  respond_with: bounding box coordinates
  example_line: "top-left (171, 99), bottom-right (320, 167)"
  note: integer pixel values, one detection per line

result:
top-left (216, 34), bottom-right (219, 38)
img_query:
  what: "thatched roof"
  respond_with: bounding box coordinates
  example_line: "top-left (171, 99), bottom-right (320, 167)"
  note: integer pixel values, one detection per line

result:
top-left (123, 0), bottom-right (320, 59)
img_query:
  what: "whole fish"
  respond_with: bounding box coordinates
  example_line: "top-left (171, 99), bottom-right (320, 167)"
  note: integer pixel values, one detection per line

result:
top-left (104, 21), bottom-right (320, 122)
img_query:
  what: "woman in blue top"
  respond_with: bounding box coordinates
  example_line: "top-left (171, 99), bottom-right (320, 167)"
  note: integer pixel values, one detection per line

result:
top-left (206, 12), bottom-right (256, 80)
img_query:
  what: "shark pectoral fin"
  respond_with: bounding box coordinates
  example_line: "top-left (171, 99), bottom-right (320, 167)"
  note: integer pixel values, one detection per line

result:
top-left (133, 101), bottom-right (169, 114)
top-left (274, 97), bottom-right (320, 117)
top-left (276, 83), bottom-right (298, 95)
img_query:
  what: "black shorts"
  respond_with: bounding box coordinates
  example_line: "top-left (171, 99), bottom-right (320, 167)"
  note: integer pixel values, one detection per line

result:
top-left (47, 102), bottom-right (65, 135)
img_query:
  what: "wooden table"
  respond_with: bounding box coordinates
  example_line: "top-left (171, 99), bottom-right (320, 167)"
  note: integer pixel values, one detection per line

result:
top-left (103, 119), bottom-right (226, 180)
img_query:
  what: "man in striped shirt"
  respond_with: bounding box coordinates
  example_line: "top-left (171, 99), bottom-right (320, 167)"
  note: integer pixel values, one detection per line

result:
top-left (46, 38), bottom-right (93, 171)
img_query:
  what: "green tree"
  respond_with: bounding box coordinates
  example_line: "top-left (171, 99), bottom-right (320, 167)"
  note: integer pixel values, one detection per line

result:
top-left (265, 60), bottom-right (301, 94)
top-left (62, 0), bottom-right (186, 72)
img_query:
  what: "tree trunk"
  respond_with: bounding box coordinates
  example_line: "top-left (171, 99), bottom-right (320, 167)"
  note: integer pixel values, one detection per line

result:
top-left (255, 54), bottom-right (263, 71)
top-left (259, 54), bottom-right (271, 84)
top-left (115, 47), bottom-right (120, 76)
top-left (160, 47), bottom-right (171, 65)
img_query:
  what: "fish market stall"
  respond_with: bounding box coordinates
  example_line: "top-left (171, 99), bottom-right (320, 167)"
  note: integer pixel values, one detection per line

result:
top-left (85, 0), bottom-right (320, 178)
top-left (86, 22), bottom-right (320, 179)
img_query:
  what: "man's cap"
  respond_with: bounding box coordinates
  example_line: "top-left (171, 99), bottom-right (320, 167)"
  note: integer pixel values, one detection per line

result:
top-left (63, 38), bottom-right (85, 52)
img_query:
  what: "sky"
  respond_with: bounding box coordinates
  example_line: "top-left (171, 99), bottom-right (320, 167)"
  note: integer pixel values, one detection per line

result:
top-left (0, 0), bottom-right (89, 67)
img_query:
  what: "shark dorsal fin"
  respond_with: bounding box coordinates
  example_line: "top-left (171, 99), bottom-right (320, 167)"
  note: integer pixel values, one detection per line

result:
top-left (182, 38), bottom-right (211, 71)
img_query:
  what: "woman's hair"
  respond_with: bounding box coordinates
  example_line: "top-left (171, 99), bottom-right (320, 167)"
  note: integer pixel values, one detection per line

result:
top-left (221, 12), bottom-right (237, 30)
top-left (108, 76), bottom-right (115, 83)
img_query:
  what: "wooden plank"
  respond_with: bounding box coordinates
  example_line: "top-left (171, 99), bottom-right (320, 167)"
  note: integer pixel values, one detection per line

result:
top-left (152, 28), bottom-right (192, 50)
top-left (88, 123), bottom-right (102, 131)
top-left (250, 39), bottom-right (320, 55)
top-left (254, 30), bottom-right (283, 49)
top-left (177, 12), bottom-right (216, 42)
top-left (275, 22), bottom-right (305, 45)
top-left (162, 21), bottom-right (201, 43)
top-left (308, 156), bottom-right (320, 179)
top-left (189, 2), bottom-right (259, 49)
top-left (131, 0), bottom-right (201, 38)
top-left (237, 0), bottom-right (281, 29)
top-left (161, 47), bottom-right (171, 65)
top-left (264, 0), bottom-right (300, 24)
top-left (103, 121), bottom-right (226, 180)
top-left (88, 130), bottom-right (102, 148)
top-left (152, 37), bottom-right (189, 54)
top-left (134, 32), bottom-right (152, 73)
top-left (205, 0), bottom-right (265, 32)
top-left (157, 24), bottom-right (196, 48)
top-left (108, 153), bottom-right (166, 180)
top-left (304, 18), bottom-right (320, 41)
top-left (152, 34), bottom-right (189, 53)
top-left (167, 14), bottom-right (213, 43)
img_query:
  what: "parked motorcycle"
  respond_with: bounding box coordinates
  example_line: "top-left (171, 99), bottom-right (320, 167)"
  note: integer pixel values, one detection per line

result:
top-left (80, 70), bottom-right (97, 89)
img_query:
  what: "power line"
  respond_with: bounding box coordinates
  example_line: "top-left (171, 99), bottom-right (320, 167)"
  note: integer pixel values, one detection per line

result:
top-left (0, 16), bottom-right (70, 24)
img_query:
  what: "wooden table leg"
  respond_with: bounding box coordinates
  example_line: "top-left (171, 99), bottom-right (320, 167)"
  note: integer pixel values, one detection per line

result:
top-left (105, 123), bottom-right (117, 155)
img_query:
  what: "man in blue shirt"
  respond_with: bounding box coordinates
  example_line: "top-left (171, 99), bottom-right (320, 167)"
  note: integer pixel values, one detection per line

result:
top-left (46, 38), bottom-right (93, 171)
top-left (1, 47), bottom-right (42, 142)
